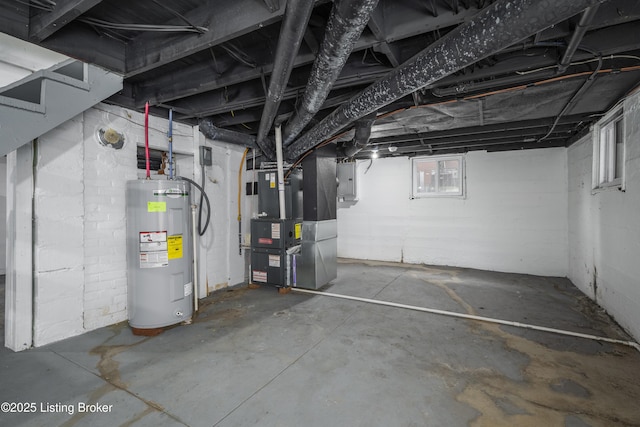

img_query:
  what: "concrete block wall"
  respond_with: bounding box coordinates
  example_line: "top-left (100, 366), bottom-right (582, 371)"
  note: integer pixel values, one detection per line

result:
top-left (568, 89), bottom-right (640, 341)
top-left (0, 156), bottom-right (6, 274)
top-left (337, 148), bottom-right (569, 277)
top-left (198, 134), bottom-right (247, 294)
top-left (33, 115), bottom-right (85, 346)
top-left (82, 107), bottom-right (137, 331)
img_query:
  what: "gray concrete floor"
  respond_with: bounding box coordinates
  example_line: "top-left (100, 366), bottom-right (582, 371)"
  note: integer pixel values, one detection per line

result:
top-left (1, 260), bottom-right (640, 427)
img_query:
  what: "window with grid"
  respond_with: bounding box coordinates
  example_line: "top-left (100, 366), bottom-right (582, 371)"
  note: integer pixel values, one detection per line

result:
top-left (412, 155), bottom-right (464, 197)
top-left (593, 107), bottom-right (624, 190)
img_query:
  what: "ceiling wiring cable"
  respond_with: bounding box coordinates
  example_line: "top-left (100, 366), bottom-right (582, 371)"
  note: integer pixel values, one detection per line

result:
top-left (150, 0), bottom-right (206, 34)
top-left (516, 54), bottom-right (640, 75)
top-left (77, 17), bottom-right (208, 33)
top-left (538, 54), bottom-right (603, 143)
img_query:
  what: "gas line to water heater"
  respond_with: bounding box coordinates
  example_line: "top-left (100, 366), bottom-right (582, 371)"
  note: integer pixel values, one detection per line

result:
top-left (292, 288), bottom-right (640, 353)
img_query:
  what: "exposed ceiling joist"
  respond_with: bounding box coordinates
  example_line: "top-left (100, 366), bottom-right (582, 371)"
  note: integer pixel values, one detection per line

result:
top-left (29, 0), bottom-right (104, 42)
top-left (124, 0), bottom-right (289, 77)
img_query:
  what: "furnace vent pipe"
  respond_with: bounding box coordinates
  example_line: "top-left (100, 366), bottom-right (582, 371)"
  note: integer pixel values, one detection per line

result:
top-left (285, 0), bottom-right (603, 161)
top-left (282, 0), bottom-right (379, 146)
top-left (275, 125), bottom-right (287, 220)
top-left (337, 112), bottom-right (377, 158)
top-left (199, 119), bottom-right (258, 149)
top-left (256, 0), bottom-right (315, 154)
top-left (558, 5), bottom-right (599, 73)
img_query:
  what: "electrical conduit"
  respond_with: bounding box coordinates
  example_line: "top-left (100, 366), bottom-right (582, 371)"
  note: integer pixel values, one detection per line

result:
top-left (292, 288), bottom-right (640, 352)
top-left (238, 148), bottom-right (250, 255)
top-left (275, 125), bottom-right (286, 220)
top-left (144, 101), bottom-right (150, 179)
top-left (168, 108), bottom-right (174, 180)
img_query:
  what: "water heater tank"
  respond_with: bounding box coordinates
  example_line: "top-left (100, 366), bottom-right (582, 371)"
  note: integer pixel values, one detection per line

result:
top-left (126, 180), bottom-right (193, 329)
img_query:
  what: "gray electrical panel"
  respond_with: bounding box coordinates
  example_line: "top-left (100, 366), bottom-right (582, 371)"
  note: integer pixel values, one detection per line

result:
top-left (337, 162), bottom-right (358, 202)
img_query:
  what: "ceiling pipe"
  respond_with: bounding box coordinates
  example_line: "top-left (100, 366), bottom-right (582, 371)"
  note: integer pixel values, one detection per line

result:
top-left (558, 5), bottom-right (600, 73)
top-left (336, 112), bottom-right (377, 158)
top-left (285, 0), bottom-right (603, 161)
top-left (199, 119), bottom-right (257, 148)
top-left (431, 69), bottom-right (556, 97)
top-left (256, 0), bottom-right (315, 159)
top-left (282, 0), bottom-right (380, 147)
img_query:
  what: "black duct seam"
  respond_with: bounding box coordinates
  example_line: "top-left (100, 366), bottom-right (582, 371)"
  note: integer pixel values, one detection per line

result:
top-left (285, 0), bottom-right (603, 161)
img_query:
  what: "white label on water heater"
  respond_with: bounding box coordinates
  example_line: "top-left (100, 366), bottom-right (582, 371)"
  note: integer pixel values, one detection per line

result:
top-left (140, 241), bottom-right (168, 251)
top-left (139, 251), bottom-right (169, 268)
top-left (184, 282), bottom-right (193, 297)
top-left (139, 231), bottom-right (169, 268)
top-left (140, 231), bottom-right (167, 243)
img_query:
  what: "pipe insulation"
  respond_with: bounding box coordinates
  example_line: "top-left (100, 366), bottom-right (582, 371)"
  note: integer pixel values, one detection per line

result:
top-left (283, 0), bottom-right (380, 146)
top-left (285, 0), bottom-right (604, 161)
top-left (199, 119), bottom-right (258, 149)
top-left (337, 112), bottom-right (377, 158)
top-left (256, 0), bottom-right (315, 155)
top-left (292, 288), bottom-right (640, 353)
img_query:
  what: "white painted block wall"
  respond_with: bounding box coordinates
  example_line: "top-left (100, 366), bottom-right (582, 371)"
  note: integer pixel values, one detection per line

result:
top-left (0, 156), bottom-right (6, 274)
top-left (568, 90), bottom-right (640, 341)
top-left (338, 148), bottom-right (568, 276)
top-left (33, 115), bottom-right (85, 346)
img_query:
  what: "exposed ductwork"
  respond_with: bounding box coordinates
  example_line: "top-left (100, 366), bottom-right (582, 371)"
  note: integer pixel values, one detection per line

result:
top-left (285, 0), bottom-right (603, 161)
top-left (256, 0), bottom-right (315, 158)
top-left (282, 0), bottom-right (379, 147)
top-left (336, 112), bottom-right (377, 158)
top-left (199, 119), bottom-right (258, 148)
top-left (558, 5), bottom-right (600, 73)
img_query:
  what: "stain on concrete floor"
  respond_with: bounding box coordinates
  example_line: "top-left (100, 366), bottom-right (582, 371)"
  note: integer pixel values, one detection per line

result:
top-left (404, 266), bottom-right (640, 427)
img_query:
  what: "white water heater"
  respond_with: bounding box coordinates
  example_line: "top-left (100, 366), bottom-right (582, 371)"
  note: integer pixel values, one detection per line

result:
top-left (126, 180), bottom-right (193, 329)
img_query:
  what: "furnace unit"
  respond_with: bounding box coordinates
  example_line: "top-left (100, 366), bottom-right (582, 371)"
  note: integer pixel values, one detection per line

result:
top-left (250, 170), bottom-right (302, 287)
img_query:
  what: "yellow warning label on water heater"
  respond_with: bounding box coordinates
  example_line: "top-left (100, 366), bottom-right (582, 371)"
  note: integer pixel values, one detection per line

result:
top-left (147, 201), bottom-right (167, 212)
top-left (167, 235), bottom-right (183, 259)
top-left (295, 223), bottom-right (302, 239)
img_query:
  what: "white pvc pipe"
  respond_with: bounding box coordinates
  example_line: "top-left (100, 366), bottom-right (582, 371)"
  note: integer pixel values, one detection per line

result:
top-left (275, 124), bottom-right (286, 220)
top-left (292, 288), bottom-right (640, 352)
top-left (191, 204), bottom-right (199, 313)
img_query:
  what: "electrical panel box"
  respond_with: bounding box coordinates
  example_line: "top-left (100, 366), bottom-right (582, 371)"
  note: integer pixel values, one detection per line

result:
top-left (337, 162), bottom-right (358, 202)
top-left (199, 146), bottom-right (212, 166)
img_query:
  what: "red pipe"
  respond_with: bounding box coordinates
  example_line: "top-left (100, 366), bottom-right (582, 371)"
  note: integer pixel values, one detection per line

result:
top-left (145, 101), bottom-right (150, 179)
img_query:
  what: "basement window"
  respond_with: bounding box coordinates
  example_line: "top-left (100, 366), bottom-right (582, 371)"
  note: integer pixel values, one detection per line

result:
top-left (412, 155), bottom-right (464, 198)
top-left (593, 106), bottom-right (624, 190)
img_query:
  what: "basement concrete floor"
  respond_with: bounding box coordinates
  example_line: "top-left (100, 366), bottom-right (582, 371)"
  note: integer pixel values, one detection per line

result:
top-left (1, 260), bottom-right (640, 427)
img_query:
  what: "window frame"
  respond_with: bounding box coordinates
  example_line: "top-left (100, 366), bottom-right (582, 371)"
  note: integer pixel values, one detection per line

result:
top-left (411, 154), bottom-right (465, 198)
top-left (592, 106), bottom-right (625, 191)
